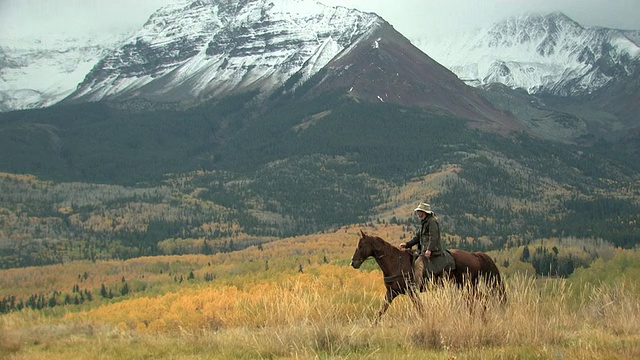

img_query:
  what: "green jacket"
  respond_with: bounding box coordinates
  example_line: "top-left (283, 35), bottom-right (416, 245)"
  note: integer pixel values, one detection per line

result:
top-left (406, 214), bottom-right (442, 256)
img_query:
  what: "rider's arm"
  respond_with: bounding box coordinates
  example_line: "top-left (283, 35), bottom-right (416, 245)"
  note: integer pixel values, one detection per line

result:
top-left (403, 235), bottom-right (419, 248)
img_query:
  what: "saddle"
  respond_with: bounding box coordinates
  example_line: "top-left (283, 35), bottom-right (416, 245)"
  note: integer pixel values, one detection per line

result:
top-left (412, 249), bottom-right (456, 276)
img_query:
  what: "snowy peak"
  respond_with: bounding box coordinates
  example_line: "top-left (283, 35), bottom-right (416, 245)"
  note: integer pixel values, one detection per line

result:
top-left (484, 12), bottom-right (583, 56)
top-left (415, 12), bottom-right (640, 96)
top-left (65, 0), bottom-right (382, 103)
top-left (0, 31), bottom-right (131, 112)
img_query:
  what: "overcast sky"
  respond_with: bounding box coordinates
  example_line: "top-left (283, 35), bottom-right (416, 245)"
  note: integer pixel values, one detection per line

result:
top-left (1, 0), bottom-right (638, 38)
top-left (322, 0), bottom-right (640, 37)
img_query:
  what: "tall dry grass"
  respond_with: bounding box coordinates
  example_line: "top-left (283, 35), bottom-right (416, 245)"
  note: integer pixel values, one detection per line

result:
top-left (2, 267), bottom-right (639, 359)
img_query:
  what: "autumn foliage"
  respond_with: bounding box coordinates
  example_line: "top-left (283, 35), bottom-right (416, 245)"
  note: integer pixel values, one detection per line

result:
top-left (1, 225), bottom-right (640, 359)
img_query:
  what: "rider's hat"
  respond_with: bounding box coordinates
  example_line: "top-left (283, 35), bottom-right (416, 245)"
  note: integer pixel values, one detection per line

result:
top-left (414, 203), bottom-right (433, 214)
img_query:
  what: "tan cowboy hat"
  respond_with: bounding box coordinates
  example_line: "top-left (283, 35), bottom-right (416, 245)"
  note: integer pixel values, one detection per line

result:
top-left (414, 202), bottom-right (433, 214)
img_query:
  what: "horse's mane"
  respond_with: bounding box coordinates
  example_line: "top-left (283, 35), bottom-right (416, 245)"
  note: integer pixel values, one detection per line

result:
top-left (365, 234), bottom-right (410, 255)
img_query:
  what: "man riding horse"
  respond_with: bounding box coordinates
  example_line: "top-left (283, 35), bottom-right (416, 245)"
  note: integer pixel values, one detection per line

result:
top-left (400, 202), bottom-right (454, 287)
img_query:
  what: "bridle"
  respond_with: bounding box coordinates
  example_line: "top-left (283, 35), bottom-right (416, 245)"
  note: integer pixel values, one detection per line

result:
top-left (351, 249), bottom-right (384, 266)
top-left (355, 238), bottom-right (409, 285)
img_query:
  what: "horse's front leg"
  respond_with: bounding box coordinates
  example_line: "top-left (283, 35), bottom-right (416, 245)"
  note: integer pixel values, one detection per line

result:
top-left (374, 288), bottom-right (395, 324)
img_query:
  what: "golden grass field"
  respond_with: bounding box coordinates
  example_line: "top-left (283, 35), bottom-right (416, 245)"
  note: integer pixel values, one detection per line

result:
top-left (1, 225), bottom-right (639, 359)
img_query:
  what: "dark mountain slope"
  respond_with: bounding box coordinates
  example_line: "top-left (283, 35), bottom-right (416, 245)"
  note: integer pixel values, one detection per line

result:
top-left (303, 22), bottom-right (523, 134)
top-left (589, 63), bottom-right (640, 130)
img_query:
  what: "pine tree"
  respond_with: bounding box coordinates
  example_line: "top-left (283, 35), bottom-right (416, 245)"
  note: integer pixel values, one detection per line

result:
top-left (120, 283), bottom-right (129, 296)
top-left (520, 245), bottom-right (530, 261)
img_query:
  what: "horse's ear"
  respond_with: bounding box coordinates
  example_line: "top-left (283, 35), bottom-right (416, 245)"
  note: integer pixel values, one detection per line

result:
top-left (360, 229), bottom-right (366, 237)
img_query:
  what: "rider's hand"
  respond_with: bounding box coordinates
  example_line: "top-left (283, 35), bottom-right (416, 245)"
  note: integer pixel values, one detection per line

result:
top-left (425, 250), bottom-right (431, 258)
top-left (399, 242), bottom-right (406, 248)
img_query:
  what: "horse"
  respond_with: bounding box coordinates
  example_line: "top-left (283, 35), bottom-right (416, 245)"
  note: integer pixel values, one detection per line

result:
top-left (350, 230), bottom-right (506, 322)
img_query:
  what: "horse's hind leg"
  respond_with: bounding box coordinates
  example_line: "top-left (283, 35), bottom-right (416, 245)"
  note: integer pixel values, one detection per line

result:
top-left (374, 301), bottom-right (390, 324)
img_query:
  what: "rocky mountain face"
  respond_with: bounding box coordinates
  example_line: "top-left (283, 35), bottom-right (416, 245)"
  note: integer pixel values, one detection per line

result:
top-left (65, 0), bottom-right (381, 103)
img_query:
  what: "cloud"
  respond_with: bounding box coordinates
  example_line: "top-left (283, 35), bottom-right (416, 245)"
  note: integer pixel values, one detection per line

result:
top-left (0, 0), bottom-right (170, 37)
top-left (320, 0), bottom-right (640, 38)
top-left (1, 0), bottom-right (638, 39)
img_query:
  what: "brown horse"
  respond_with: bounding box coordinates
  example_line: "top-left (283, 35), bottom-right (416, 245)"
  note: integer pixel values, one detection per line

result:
top-left (350, 230), bottom-right (506, 322)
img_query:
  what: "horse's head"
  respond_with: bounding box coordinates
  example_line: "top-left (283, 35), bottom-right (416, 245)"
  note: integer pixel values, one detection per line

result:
top-left (351, 230), bottom-right (375, 269)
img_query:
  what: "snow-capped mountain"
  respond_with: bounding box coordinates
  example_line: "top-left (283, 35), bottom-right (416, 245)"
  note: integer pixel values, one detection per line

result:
top-left (65, 0), bottom-right (381, 104)
top-left (0, 0), bottom-right (514, 127)
top-left (624, 30), bottom-right (640, 46)
top-left (0, 32), bottom-right (132, 112)
top-left (2, 2), bottom-right (638, 125)
top-left (414, 12), bottom-right (640, 97)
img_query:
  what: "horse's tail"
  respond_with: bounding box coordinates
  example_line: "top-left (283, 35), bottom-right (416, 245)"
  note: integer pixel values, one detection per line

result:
top-left (476, 252), bottom-right (507, 305)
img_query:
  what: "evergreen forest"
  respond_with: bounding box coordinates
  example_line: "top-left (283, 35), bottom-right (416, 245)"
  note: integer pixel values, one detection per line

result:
top-left (0, 92), bottom-right (638, 272)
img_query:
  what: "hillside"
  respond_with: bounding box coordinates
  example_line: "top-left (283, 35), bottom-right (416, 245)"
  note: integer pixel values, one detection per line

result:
top-left (1, 93), bottom-right (638, 269)
top-left (0, 222), bottom-right (629, 305)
